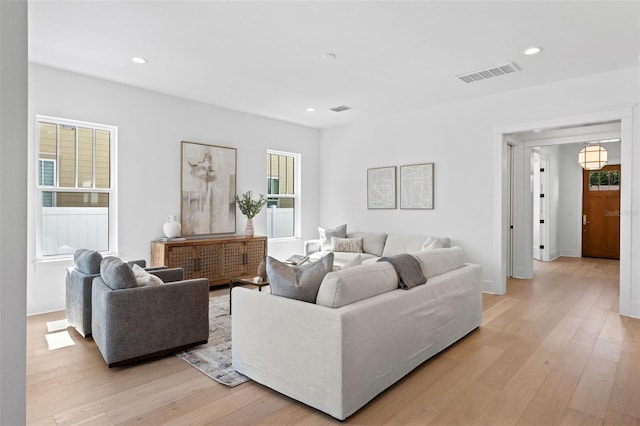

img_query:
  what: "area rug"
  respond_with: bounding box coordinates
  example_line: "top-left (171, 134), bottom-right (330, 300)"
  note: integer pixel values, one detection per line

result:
top-left (176, 294), bottom-right (249, 387)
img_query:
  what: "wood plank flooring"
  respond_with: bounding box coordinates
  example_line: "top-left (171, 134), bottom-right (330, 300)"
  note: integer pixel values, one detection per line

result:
top-left (27, 257), bottom-right (640, 425)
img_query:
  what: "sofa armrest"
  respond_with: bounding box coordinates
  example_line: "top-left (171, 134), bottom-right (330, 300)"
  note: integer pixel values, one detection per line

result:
top-left (232, 288), bottom-right (344, 417)
top-left (304, 239), bottom-right (322, 256)
top-left (91, 277), bottom-right (209, 366)
top-left (232, 263), bottom-right (482, 420)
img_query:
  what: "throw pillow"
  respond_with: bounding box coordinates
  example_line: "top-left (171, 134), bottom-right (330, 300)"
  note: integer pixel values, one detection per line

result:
top-left (132, 264), bottom-right (164, 286)
top-left (318, 224), bottom-right (347, 251)
top-left (100, 257), bottom-right (138, 290)
top-left (267, 253), bottom-right (334, 303)
top-left (332, 237), bottom-right (363, 253)
top-left (421, 236), bottom-right (452, 250)
top-left (341, 254), bottom-right (363, 269)
top-left (421, 237), bottom-right (444, 250)
top-left (74, 249), bottom-right (103, 275)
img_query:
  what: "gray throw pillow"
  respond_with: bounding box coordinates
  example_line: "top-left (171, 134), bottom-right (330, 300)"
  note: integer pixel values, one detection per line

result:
top-left (100, 257), bottom-right (138, 290)
top-left (267, 253), bottom-right (334, 303)
top-left (318, 224), bottom-right (347, 251)
top-left (74, 249), bottom-right (103, 275)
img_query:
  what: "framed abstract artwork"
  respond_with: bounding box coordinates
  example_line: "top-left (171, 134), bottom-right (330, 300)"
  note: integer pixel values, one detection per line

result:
top-left (400, 163), bottom-right (434, 209)
top-left (367, 166), bottom-right (396, 209)
top-left (181, 141), bottom-right (237, 235)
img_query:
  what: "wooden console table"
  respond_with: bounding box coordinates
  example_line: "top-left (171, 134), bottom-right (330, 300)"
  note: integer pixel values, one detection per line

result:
top-left (150, 235), bottom-right (267, 287)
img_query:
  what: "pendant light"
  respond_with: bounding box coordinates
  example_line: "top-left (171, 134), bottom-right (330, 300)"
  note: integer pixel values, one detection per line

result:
top-left (578, 144), bottom-right (608, 170)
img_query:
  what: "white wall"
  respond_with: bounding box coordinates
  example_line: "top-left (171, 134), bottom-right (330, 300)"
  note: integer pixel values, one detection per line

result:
top-left (0, 0), bottom-right (27, 423)
top-left (319, 67), bottom-right (638, 303)
top-left (28, 64), bottom-right (321, 315)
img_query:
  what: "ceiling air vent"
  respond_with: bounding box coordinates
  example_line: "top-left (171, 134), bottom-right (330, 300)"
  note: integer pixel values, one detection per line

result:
top-left (457, 62), bottom-right (521, 83)
top-left (330, 105), bottom-right (352, 112)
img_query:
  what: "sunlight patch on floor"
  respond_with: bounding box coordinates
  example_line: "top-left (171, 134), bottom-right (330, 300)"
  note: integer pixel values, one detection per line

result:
top-left (45, 330), bottom-right (75, 350)
top-left (46, 318), bottom-right (69, 333)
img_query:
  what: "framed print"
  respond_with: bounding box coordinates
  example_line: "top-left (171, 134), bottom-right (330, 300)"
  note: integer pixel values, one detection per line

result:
top-left (181, 141), bottom-right (237, 235)
top-left (367, 166), bottom-right (396, 209)
top-left (400, 163), bottom-right (434, 209)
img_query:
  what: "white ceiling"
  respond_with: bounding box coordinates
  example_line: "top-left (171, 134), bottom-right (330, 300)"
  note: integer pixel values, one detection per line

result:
top-left (28, 1), bottom-right (639, 129)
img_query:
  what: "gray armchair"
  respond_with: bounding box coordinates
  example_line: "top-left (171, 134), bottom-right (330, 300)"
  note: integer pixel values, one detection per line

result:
top-left (65, 253), bottom-right (153, 337)
top-left (91, 265), bottom-right (209, 367)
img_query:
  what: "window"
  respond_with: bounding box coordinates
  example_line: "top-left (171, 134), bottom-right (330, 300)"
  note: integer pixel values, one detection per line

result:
top-left (36, 116), bottom-right (117, 257)
top-left (589, 170), bottom-right (620, 191)
top-left (266, 150), bottom-right (299, 238)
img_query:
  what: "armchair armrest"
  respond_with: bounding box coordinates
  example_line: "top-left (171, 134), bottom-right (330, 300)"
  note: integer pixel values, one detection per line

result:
top-left (304, 239), bottom-right (322, 256)
top-left (149, 267), bottom-right (185, 283)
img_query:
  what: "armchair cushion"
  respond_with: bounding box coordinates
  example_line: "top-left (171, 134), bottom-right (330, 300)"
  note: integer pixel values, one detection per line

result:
top-left (100, 257), bottom-right (137, 290)
top-left (74, 249), bottom-right (102, 275)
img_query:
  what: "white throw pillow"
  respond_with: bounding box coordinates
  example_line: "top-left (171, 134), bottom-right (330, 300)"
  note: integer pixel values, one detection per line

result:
top-left (132, 264), bottom-right (164, 286)
top-left (318, 224), bottom-right (347, 251)
top-left (421, 235), bottom-right (452, 251)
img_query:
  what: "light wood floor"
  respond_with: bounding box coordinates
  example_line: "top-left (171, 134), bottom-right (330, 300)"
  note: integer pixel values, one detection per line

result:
top-left (27, 257), bottom-right (640, 425)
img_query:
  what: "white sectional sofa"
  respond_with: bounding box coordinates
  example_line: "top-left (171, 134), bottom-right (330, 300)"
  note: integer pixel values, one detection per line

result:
top-left (232, 245), bottom-right (482, 420)
top-left (304, 230), bottom-right (451, 269)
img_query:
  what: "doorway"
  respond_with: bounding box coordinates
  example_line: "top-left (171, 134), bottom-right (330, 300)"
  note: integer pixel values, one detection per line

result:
top-left (532, 152), bottom-right (549, 261)
top-left (497, 111), bottom-right (632, 316)
top-left (582, 164), bottom-right (621, 259)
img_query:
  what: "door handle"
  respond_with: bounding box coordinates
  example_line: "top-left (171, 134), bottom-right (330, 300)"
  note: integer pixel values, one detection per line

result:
top-left (583, 214), bottom-right (590, 225)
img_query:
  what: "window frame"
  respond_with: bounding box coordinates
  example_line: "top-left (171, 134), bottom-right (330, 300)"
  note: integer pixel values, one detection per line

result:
top-left (35, 115), bottom-right (118, 261)
top-left (266, 149), bottom-right (301, 240)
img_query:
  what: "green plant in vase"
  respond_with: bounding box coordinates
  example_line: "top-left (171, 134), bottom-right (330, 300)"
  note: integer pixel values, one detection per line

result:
top-left (235, 190), bottom-right (267, 237)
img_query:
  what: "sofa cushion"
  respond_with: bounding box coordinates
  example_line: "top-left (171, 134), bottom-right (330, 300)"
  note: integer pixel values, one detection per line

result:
top-left (319, 224), bottom-right (347, 251)
top-left (412, 246), bottom-right (465, 279)
top-left (267, 253), bottom-right (334, 303)
top-left (332, 237), bottom-right (363, 253)
top-left (316, 262), bottom-right (399, 308)
top-left (348, 232), bottom-right (387, 256)
top-left (74, 249), bottom-right (102, 275)
top-left (332, 252), bottom-right (377, 270)
top-left (132, 264), bottom-right (164, 286)
top-left (342, 255), bottom-right (362, 269)
top-left (100, 257), bottom-right (138, 290)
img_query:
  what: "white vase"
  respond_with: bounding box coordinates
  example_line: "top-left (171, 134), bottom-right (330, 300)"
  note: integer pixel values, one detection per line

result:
top-left (245, 217), bottom-right (254, 237)
top-left (163, 215), bottom-right (181, 238)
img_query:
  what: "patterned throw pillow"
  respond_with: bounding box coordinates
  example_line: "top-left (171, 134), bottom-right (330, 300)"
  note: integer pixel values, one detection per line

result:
top-left (318, 224), bottom-right (347, 251)
top-left (332, 237), bottom-right (363, 253)
top-left (267, 253), bottom-right (334, 303)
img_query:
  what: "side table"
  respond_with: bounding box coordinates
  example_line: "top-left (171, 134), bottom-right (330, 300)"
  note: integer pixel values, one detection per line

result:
top-left (229, 276), bottom-right (269, 314)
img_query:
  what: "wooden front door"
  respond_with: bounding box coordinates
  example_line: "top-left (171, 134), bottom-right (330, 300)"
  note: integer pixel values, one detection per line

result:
top-left (582, 165), bottom-right (620, 259)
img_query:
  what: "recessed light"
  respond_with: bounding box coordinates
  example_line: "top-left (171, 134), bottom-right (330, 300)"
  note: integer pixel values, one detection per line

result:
top-left (322, 53), bottom-right (337, 61)
top-left (131, 57), bottom-right (147, 64)
top-left (306, 107), bottom-right (315, 112)
top-left (533, 129), bottom-right (542, 133)
top-left (523, 46), bottom-right (542, 56)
